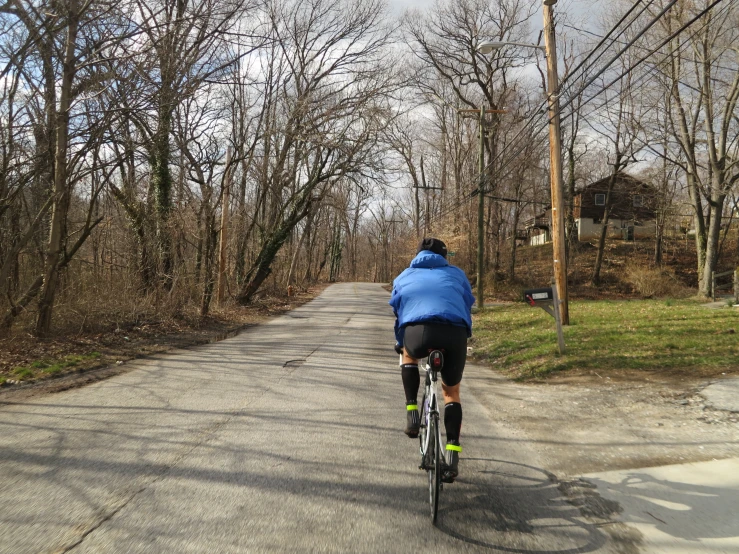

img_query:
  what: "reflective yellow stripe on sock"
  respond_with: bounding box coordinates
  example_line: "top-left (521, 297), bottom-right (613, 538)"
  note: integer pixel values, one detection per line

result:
top-left (406, 404), bottom-right (418, 411)
top-left (446, 444), bottom-right (462, 452)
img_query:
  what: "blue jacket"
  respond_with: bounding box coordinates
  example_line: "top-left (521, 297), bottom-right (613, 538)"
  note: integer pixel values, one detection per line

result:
top-left (389, 251), bottom-right (475, 344)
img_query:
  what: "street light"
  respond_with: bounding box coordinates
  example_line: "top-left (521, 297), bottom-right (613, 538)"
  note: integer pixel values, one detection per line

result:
top-left (477, 40), bottom-right (544, 55)
top-left (476, 0), bottom-right (569, 324)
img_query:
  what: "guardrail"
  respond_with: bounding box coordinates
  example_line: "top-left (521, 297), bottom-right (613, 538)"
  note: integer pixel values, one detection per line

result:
top-left (711, 268), bottom-right (739, 302)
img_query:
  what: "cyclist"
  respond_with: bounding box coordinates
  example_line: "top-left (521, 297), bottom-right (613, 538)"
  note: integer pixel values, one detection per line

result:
top-left (389, 238), bottom-right (475, 482)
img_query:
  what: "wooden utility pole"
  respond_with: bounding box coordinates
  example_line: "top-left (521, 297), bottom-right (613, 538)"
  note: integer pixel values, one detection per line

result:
top-left (217, 147), bottom-right (232, 305)
top-left (413, 162), bottom-right (443, 238)
top-left (543, 0), bottom-right (569, 324)
top-left (458, 107), bottom-right (505, 309)
top-left (477, 105), bottom-right (485, 309)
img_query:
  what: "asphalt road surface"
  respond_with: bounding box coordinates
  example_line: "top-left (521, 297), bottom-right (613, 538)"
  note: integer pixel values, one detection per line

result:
top-left (0, 283), bottom-right (633, 553)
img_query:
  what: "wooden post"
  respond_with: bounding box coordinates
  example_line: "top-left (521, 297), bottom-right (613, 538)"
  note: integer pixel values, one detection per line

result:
top-left (217, 147), bottom-right (232, 305)
top-left (551, 278), bottom-right (566, 354)
top-left (543, 0), bottom-right (569, 325)
top-left (734, 268), bottom-right (738, 303)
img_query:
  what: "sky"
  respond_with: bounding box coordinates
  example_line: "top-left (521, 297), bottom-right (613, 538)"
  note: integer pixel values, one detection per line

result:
top-left (387, 0), bottom-right (605, 31)
top-left (383, 0), bottom-right (610, 101)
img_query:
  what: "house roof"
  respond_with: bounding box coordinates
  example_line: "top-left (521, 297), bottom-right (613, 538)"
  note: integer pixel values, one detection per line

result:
top-left (575, 172), bottom-right (658, 221)
top-left (575, 172), bottom-right (654, 195)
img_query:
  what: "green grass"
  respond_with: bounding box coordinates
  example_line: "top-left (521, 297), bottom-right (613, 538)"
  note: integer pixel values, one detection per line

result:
top-left (7, 351), bottom-right (103, 382)
top-left (12, 367), bottom-right (34, 379)
top-left (471, 299), bottom-right (739, 380)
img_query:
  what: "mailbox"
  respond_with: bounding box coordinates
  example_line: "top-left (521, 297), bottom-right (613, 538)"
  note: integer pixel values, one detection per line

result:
top-left (523, 285), bottom-right (565, 354)
top-left (523, 287), bottom-right (554, 306)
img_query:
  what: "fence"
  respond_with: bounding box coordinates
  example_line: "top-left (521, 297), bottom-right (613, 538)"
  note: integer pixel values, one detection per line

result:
top-left (711, 268), bottom-right (739, 302)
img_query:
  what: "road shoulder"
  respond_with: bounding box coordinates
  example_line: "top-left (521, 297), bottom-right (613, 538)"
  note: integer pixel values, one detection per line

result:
top-left (465, 364), bottom-right (739, 551)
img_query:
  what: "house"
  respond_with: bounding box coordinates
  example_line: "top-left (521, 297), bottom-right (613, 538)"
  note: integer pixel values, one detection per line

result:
top-left (574, 173), bottom-right (658, 241)
top-left (524, 173), bottom-right (658, 244)
top-left (523, 212), bottom-right (551, 246)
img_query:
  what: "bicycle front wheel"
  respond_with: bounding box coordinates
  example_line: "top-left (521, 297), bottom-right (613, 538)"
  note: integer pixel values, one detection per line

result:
top-left (428, 413), bottom-right (441, 522)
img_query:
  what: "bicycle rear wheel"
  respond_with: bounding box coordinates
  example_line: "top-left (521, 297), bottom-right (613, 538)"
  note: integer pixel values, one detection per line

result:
top-left (428, 413), bottom-right (441, 522)
top-left (418, 374), bottom-right (431, 459)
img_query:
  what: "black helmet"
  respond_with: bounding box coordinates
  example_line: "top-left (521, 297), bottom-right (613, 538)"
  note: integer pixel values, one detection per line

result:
top-left (417, 237), bottom-right (447, 258)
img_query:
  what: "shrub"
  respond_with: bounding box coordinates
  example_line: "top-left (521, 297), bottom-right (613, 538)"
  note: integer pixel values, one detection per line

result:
top-left (624, 264), bottom-right (686, 298)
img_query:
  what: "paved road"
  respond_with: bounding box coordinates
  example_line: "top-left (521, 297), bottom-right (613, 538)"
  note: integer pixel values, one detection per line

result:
top-left (0, 283), bottom-right (627, 553)
top-left (702, 378), bottom-right (739, 412)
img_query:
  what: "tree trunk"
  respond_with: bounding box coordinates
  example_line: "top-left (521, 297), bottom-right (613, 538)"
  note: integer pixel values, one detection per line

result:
top-left (686, 171), bottom-right (707, 286)
top-left (700, 192), bottom-right (726, 296)
top-left (2, 276), bottom-right (44, 332)
top-left (565, 143), bottom-right (577, 256)
top-left (287, 212), bottom-right (312, 289)
top-left (236, 196), bottom-right (313, 305)
top-left (200, 215), bottom-right (217, 317)
top-left (508, 205), bottom-right (520, 280)
top-left (591, 174), bottom-right (618, 286)
top-left (35, 6), bottom-right (79, 338)
top-left (329, 222), bottom-right (342, 282)
top-left (152, 101), bottom-right (174, 289)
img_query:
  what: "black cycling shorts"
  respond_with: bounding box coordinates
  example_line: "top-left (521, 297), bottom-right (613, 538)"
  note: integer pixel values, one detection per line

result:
top-left (403, 323), bottom-right (467, 387)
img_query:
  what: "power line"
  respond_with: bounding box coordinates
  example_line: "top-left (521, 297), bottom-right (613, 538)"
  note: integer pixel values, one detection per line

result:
top-left (469, 0), bottom-right (679, 199)
top-left (574, 0), bottom-right (730, 117)
top-left (562, 22), bottom-right (738, 76)
top-left (482, 0), bottom-right (733, 192)
top-left (423, 0), bottom-right (733, 229)
top-left (555, 0), bottom-right (657, 100)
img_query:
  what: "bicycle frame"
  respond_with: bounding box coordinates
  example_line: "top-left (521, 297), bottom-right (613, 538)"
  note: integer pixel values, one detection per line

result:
top-left (419, 358), bottom-right (440, 465)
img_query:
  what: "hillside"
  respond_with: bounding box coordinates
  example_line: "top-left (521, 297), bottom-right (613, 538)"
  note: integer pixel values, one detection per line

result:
top-left (488, 235), bottom-right (738, 302)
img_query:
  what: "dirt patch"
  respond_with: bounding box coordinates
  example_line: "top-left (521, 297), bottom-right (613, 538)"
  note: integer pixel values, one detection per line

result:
top-left (467, 363), bottom-right (738, 547)
top-left (543, 365), bottom-right (739, 384)
top-left (0, 286), bottom-right (325, 399)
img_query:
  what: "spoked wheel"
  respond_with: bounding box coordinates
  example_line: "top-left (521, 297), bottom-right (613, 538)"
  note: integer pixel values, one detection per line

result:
top-left (427, 414), bottom-right (441, 522)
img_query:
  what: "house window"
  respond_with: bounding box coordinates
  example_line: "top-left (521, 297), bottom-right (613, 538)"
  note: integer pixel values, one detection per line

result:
top-left (594, 193), bottom-right (606, 206)
top-left (633, 195), bottom-right (643, 207)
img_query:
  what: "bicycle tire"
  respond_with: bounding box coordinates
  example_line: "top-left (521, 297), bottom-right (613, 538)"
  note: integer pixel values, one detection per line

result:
top-left (418, 391), bottom-right (427, 460)
top-left (418, 374), bottom-right (432, 460)
top-left (428, 413), bottom-right (441, 522)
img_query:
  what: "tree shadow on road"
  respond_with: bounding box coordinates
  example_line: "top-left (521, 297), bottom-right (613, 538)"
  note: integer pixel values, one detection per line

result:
top-left (434, 458), bottom-right (638, 553)
top-left (583, 469), bottom-right (739, 542)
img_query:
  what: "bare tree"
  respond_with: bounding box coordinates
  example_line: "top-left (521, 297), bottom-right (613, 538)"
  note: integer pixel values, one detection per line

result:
top-left (651, 0), bottom-right (739, 295)
top-left (0, 0), bottom-right (126, 336)
top-left (404, 0), bottom-right (541, 281)
top-left (233, 0), bottom-right (397, 303)
top-left (588, 68), bottom-right (642, 286)
top-left (114, 0), bottom-right (248, 290)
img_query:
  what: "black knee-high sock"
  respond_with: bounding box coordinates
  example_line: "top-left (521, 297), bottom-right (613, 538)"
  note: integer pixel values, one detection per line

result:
top-left (444, 402), bottom-right (463, 444)
top-left (401, 364), bottom-right (419, 405)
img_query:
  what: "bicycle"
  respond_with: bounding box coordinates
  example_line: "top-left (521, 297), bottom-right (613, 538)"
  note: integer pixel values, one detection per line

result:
top-left (418, 349), bottom-right (445, 522)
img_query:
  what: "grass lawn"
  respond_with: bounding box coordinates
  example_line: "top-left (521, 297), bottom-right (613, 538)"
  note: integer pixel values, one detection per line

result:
top-left (471, 299), bottom-right (739, 380)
